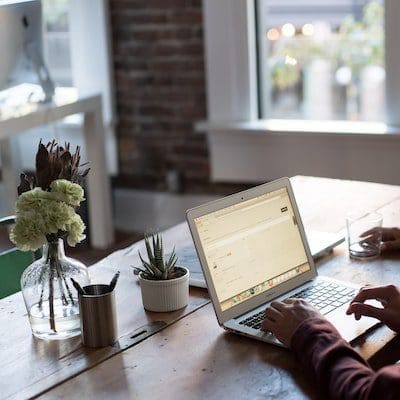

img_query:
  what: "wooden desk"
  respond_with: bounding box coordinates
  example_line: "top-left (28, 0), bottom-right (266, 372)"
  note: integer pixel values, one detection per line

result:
top-left (0, 87), bottom-right (114, 249)
top-left (1, 176), bottom-right (400, 399)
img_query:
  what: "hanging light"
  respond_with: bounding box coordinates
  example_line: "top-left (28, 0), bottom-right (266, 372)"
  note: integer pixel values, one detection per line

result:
top-left (267, 28), bottom-right (280, 41)
top-left (281, 23), bottom-right (296, 37)
top-left (302, 23), bottom-right (314, 36)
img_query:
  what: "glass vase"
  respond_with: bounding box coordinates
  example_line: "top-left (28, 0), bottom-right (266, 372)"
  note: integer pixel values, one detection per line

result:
top-left (21, 239), bottom-right (89, 340)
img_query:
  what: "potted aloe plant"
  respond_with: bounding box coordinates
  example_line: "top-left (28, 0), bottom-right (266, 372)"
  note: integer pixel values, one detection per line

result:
top-left (133, 233), bottom-right (189, 312)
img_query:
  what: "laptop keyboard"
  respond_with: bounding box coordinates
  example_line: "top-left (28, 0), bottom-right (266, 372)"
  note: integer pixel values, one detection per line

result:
top-left (239, 281), bottom-right (356, 330)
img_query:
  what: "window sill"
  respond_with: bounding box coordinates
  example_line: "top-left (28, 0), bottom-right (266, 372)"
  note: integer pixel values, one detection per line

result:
top-left (197, 118), bottom-right (400, 184)
top-left (196, 119), bottom-right (400, 138)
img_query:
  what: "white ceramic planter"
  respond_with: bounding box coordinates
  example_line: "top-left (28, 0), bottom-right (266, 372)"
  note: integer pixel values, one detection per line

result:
top-left (138, 267), bottom-right (189, 312)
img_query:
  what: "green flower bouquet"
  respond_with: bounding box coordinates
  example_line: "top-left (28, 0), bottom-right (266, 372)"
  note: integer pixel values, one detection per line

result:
top-left (11, 180), bottom-right (86, 251)
top-left (14, 141), bottom-right (91, 340)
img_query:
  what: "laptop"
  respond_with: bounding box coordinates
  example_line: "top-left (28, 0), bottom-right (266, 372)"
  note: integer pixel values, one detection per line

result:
top-left (177, 230), bottom-right (344, 289)
top-left (186, 177), bottom-right (379, 346)
top-left (306, 230), bottom-right (344, 259)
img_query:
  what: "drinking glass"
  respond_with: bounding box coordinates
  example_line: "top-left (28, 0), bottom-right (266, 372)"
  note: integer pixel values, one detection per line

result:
top-left (346, 211), bottom-right (382, 260)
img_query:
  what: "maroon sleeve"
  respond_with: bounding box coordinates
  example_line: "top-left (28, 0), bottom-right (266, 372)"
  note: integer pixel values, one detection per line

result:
top-left (291, 317), bottom-right (400, 400)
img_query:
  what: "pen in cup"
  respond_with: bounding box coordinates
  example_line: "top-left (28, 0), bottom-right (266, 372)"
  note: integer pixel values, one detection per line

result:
top-left (71, 277), bottom-right (85, 295)
top-left (109, 271), bottom-right (120, 292)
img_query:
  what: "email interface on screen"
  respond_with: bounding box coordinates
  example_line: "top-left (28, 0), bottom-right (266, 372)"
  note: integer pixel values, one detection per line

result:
top-left (194, 188), bottom-right (310, 311)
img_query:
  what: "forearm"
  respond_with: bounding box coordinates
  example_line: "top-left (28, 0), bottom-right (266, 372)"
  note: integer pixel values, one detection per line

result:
top-left (291, 318), bottom-right (400, 400)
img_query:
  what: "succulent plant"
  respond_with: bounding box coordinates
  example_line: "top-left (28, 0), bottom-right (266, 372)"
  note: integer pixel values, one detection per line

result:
top-left (133, 233), bottom-right (182, 280)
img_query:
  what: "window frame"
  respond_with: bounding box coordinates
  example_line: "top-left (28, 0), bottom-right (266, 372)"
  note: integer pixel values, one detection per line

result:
top-left (200, 0), bottom-right (400, 184)
top-left (202, 0), bottom-right (400, 127)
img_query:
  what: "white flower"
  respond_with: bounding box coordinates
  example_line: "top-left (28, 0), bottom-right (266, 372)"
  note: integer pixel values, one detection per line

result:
top-left (10, 214), bottom-right (47, 251)
top-left (11, 183), bottom-right (87, 251)
top-left (66, 214), bottom-right (86, 247)
top-left (50, 180), bottom-right (85, 206)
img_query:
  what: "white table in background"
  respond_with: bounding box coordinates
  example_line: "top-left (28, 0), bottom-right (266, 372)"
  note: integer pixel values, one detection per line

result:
top-left (0, 87), bottom-right (114, 249)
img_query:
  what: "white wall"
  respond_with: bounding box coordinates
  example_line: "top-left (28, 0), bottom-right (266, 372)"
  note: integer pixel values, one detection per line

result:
top-left (208, 130), bottom-right (400, 185)
top-left (114, 189), bottom-right (220, 233)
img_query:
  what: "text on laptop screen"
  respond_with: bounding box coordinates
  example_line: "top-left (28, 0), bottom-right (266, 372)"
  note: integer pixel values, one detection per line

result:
top-left (194, 188), bottom-right (311, 311)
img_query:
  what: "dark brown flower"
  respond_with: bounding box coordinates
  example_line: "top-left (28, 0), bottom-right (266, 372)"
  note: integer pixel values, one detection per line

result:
top-left (17, 140), bottom-right (90, 195)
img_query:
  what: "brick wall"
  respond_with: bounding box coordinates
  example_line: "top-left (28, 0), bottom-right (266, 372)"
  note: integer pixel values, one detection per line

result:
top-left (109, 0), bottom-right (250, 195)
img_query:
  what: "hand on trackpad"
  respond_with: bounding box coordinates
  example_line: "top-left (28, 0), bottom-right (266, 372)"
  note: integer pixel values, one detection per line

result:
top-left (346, 285), bottom-right (400, 334)
top-left (347, 299), bottom-right (383, 320)
top-left (326, 304), bottom-right (380, 343)
top-left (339, 284), bottom-right (400, 341)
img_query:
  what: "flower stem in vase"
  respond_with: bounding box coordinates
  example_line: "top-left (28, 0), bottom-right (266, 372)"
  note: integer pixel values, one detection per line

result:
top-left (38, 268), bottom-right (46, 309)
top-left (55, 261), bottom-right (68, 306)
top-left (50, 243), bottom-right (68, 306)
top-left (55, 258), bottom-right (75, 305)
top-left (48, 262), bottom-right (56, 332)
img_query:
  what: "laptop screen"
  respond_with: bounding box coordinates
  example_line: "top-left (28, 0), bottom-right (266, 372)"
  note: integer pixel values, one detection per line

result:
top-left (194, 187), bottom-right (311, 311)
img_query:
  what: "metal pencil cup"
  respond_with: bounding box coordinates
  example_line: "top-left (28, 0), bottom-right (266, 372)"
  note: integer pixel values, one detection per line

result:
top-left (79, 284), bottom-right (117, 348)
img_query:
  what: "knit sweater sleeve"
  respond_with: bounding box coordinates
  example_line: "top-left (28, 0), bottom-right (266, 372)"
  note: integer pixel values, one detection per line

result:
top-left (290, 317), bottom-right (400, 400)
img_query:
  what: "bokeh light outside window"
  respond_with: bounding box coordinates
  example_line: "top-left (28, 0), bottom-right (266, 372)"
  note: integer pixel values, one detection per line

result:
top-left (258, 1), bottom-right (384, 122)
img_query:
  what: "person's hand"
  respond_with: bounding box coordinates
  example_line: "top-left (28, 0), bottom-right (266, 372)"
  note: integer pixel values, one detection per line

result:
top-left (346, 284), bottom-right (400, 333)
top-left (261, 299), bottom-right (323, 347)
top-left (361, 227), bottom-right (400, 252)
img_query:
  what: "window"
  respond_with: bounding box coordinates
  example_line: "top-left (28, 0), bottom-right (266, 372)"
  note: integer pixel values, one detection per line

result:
top-left (201, 1), bottom-right (400, 184)
top-left (257, 0), bottom-right (384, 122)
top-left (42, 0), bottom-right (72, 86)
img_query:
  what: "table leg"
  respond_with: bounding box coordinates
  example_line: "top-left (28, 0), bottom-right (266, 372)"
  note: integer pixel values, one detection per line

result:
top-left (0, 137), bottom-right (18, 215)
top-left (83, 98), bottom-right (114, 249)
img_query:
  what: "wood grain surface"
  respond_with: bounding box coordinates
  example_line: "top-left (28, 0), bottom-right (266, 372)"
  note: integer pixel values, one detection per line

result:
top-left (2, 176), bottom-right (400, 399)
top-left (0, 223), bottom-right (209, 400)
top-left (37, 249), bottom-right (400, 400)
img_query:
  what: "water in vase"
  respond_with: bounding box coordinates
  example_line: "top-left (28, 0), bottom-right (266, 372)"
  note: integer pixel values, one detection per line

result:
top-left (28, 299), bottom-right (81, 340)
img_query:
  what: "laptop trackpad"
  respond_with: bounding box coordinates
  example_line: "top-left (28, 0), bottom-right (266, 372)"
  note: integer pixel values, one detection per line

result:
top-left (326, 304), bottom-right (380, 343)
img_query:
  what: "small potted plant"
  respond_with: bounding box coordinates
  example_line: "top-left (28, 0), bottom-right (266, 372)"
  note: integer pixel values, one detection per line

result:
top-left (133, 233), bottom-right (189, 312)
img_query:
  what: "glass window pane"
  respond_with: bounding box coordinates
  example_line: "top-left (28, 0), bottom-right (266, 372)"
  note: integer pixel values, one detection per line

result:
top-left (258, 0), bottom-right (384, 122)
top-left (42, 0), bottom-right (72, 86)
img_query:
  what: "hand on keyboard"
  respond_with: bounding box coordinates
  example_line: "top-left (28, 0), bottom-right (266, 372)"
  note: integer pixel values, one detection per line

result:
top-left (262, 299), bottom-right (323, 347)
top-left (289, 282), bottom-right (356, 315)
top-left (241, 282), bottom-right (355, 336)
